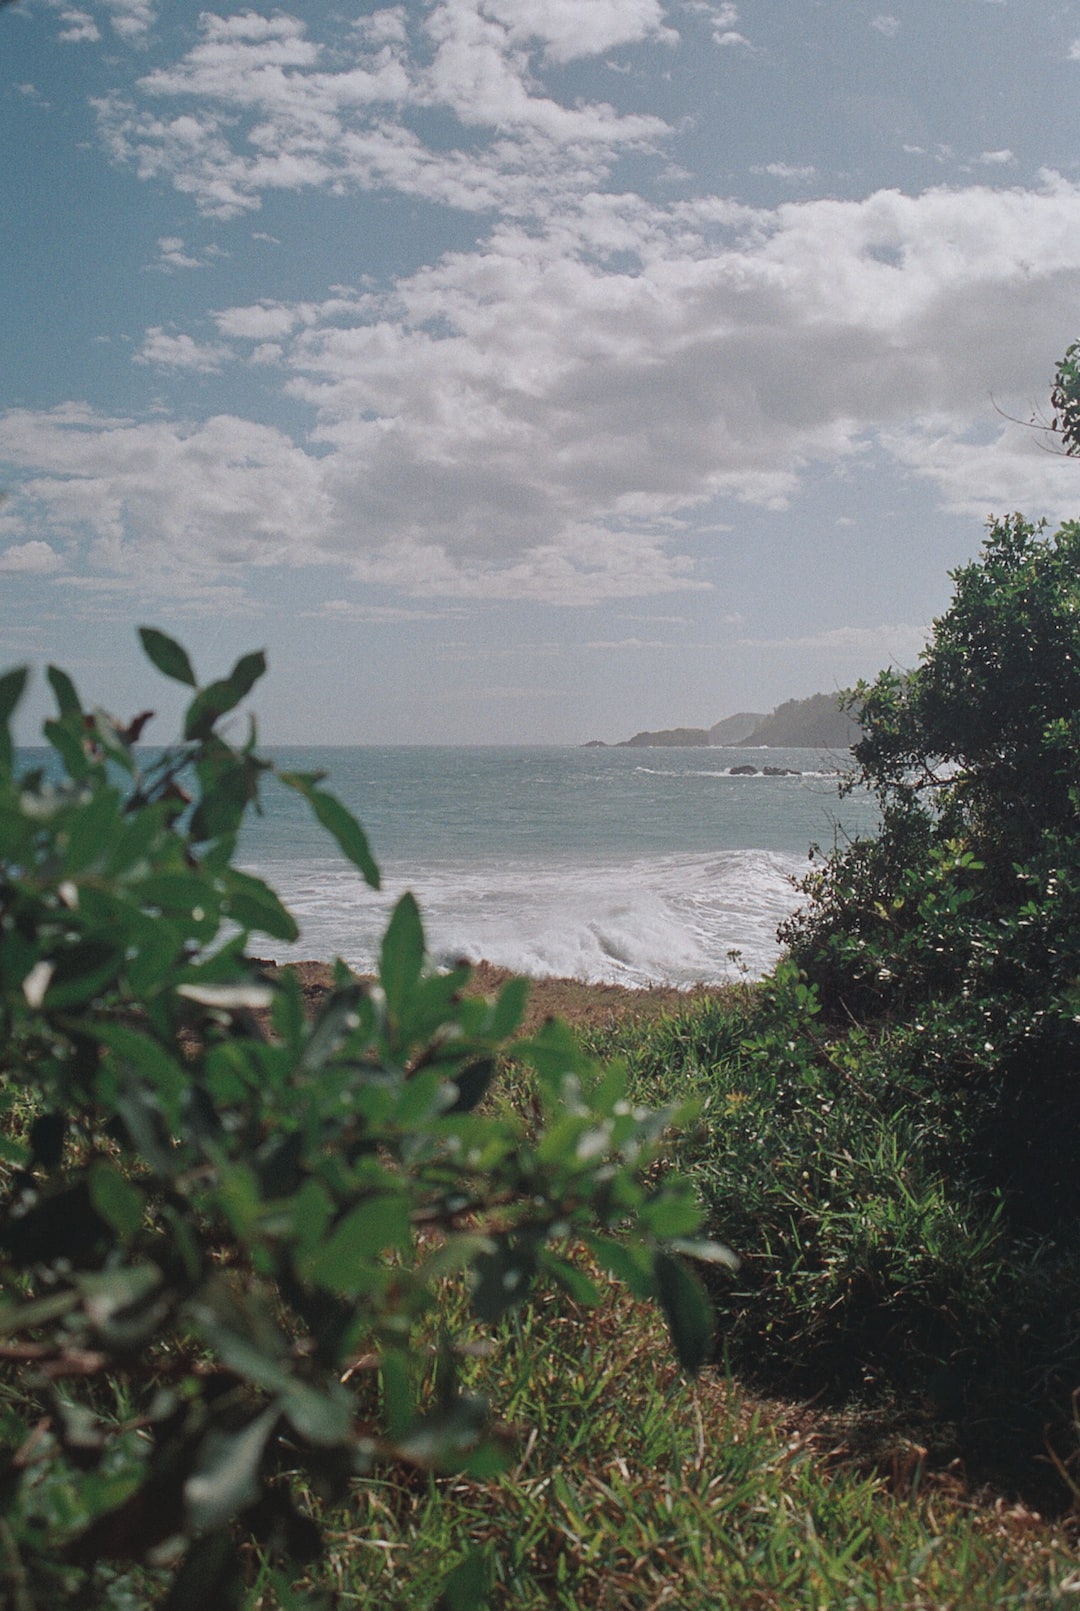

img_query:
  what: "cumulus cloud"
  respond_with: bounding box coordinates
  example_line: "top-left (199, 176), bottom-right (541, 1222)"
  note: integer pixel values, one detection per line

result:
top-left (56, 9), bottom-right (100, 44)
top-left (10, 9), bottom-right (1080, 616)
top-left (0, 541), bottom-right (62, 574)
top-left (135, 328), bottom-right (231, 371)
top-left (101, 0), bottom-right (156, 41)
top-left (150, 235), bottom-right (201, 271)
top-left (7, 173), bottom-right (1080, 606)
top-left (0, 406), bottom-right (332, 598)
top-left (688, 2), bottom-right (753, 48)
top-left (480, 0), bottom-right (676, 63)
top-left (6, 174), bottom-right (1080, 608)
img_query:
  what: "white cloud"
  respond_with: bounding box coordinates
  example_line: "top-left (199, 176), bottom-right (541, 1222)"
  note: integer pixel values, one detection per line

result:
top-left (0, 541), bottom-right (62, 574)
top-left (739, 624), bottom-right (926, 659)
top-left (93, 4), bottom-right (668, 220)
top-left (101, 0), bottom-right (156, 41)
top-left (148, 235), bottom-right (218, 272)
top-left (753, 162), bottom-right (816, 182)
top-left (977, 149), bottom-right (1016, 166)
top-left (685, 2), bottom-right (752, 48)
top-left (304, 599), bottom-right (459, 622)
top-left (57, 10), bottom-right (100, 44)
top-left (881, 419), bottom-right (1080, 525)
top-left (583, 637), bottom-right (669, 649)
top-left (0, 406), bottom-right (332, 599)
top-left (135, 328), bottom-right (231, 371)
top-left (7, 177), bottom-right (1080, 607)
top-left (870, 15), bottom-right (901, 38)
top-left (479, 0), bottom-right (677, 64)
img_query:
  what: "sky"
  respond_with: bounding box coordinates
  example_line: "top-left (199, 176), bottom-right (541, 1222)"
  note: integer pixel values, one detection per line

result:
top-left (4, 0), bottom-right (1080, 744)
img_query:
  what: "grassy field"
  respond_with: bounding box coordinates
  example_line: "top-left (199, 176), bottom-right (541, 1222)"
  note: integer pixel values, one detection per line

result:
top-left (250, 970), bottom-right (1080, 1610)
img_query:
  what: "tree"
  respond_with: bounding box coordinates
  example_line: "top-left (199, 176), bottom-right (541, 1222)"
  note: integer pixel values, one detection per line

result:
top-left (0, 630), bottom-right (725, 1608)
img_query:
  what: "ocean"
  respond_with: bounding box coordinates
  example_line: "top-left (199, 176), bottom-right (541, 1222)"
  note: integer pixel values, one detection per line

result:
top-left (236, 746), bottom-right (879, 987)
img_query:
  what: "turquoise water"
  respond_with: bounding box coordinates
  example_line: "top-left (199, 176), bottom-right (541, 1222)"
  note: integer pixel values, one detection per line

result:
top-left (236, 746), bottom-right (877, 985)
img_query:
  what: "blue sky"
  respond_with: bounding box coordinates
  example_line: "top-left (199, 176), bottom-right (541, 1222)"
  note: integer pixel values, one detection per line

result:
top-left (4, 0), bottom-right (1080, 743)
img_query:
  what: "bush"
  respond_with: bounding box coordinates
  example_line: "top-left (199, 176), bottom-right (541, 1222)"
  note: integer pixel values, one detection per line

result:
top-left (0, 630), bottom-right (726, 1608)
top-left (781, 513), bottom-right (1080, 1222)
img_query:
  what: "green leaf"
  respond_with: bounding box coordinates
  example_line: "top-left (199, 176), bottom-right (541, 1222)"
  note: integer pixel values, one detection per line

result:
top-left (281, 1380), bottom-right (354, 1447)
top-left (139, 626), bottom-right (197, 688)
top-left (299, 981), bottom-right (368, 1074)
top-left (88, 1162), bottom-right (146, 1242)
top-left (538, 1249), bottom-right (600, 1307)
top-left (63, 784), bottom-right (125, 873)
top-left (586, 1235), bottom-right (655, 1300)
top-left (380, 1350), bottom-right (414, 1442)
top-left (654, 1251), bottom-right (713, 1375)
top-left (304, 1195), bottom-right (413, 1294)
top-left (488, 975), bottom-right (529, 1039)
top-left (184, 1406), bottom-right (279, 1533)
top-left (380, 893), bottom-right (424, 1018)
top-left (279, 772), bottom-right (380, 889)
top-left (0, 665), bottom-right (28, 774)
top-left (640, 1188), bottom-right (704, 1240)
top-left (44, 715), bottom-right (91, 779)
top-left (220, 868), bottom-right (299, 942)
top-left (87, 1023), bottom-right (189, 1115)
top-left (0, 1289), bottom-right (81, 1337)
top-left (39, 940), bottom-right (124, 1009)
top-left (47, 663), bottom-right (82, 718)
top-left (270, 966), bottom-right (305, 1051)
top-left (470, 1240), bottom-right (538, 1323)
top-left (184, 651), bottom-right (266, 741)
top-left (666, 1237), bottom-right (739, 1271)
top-left (437, 1547), bottom-right (491, 1611)
top-left (445, 1058), bottom-right (496, 1115)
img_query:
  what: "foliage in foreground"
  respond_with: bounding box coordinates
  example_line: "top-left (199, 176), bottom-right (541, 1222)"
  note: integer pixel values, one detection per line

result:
top-left (0, 630), bottom-right (725, 1609)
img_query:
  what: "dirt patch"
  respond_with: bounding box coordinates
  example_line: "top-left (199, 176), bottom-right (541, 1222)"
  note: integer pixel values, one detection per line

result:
top-left (253, 957), bottom-right (736, 1036)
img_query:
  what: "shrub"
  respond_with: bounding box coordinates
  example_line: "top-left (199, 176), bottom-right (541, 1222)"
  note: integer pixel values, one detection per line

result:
top-left (781, 513), bottom-right (1080, 1221)
top-left (0, 630), bottom-right (726, 1608)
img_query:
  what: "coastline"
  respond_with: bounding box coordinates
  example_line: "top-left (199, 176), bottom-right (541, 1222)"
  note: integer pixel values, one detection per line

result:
top-left (258, 957), bottom-right (739, 1036)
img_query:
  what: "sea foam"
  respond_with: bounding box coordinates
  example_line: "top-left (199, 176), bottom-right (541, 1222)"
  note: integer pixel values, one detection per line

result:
top-left (244, 848), bottom-right (807, 987)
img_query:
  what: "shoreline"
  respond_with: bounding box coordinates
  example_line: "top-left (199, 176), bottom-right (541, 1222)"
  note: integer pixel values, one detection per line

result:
top-left (257, 957), bottom-right (741, 1035)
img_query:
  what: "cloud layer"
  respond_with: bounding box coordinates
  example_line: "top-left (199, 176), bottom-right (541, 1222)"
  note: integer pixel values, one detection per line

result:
top-left (5, 3), bottom-right (1080, 615)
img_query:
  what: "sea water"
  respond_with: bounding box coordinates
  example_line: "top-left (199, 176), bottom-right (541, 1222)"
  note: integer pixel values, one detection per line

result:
top-left (235, 747), bottom-right (879, 986)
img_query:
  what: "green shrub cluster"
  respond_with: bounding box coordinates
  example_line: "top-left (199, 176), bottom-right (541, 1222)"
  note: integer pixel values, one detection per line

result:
top-left (0, 630), bottom-right (725, 1609)
top-left (580, 498), bottom-right (1080, 1483)
top-left (783, 512), bottom-right (1080, 1225)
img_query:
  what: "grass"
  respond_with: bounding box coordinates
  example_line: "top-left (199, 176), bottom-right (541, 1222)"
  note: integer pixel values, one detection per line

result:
top-left (255, 1282), bottom-right (1076, 1608)
top-left (240, 978), bottom-right (1080, 1609)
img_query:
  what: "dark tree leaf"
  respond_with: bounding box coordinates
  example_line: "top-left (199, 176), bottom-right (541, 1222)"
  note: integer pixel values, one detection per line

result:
top-left (184, 651), bottom-right (267, 741)
top-left (139, 627), bottom-right (197, 688)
